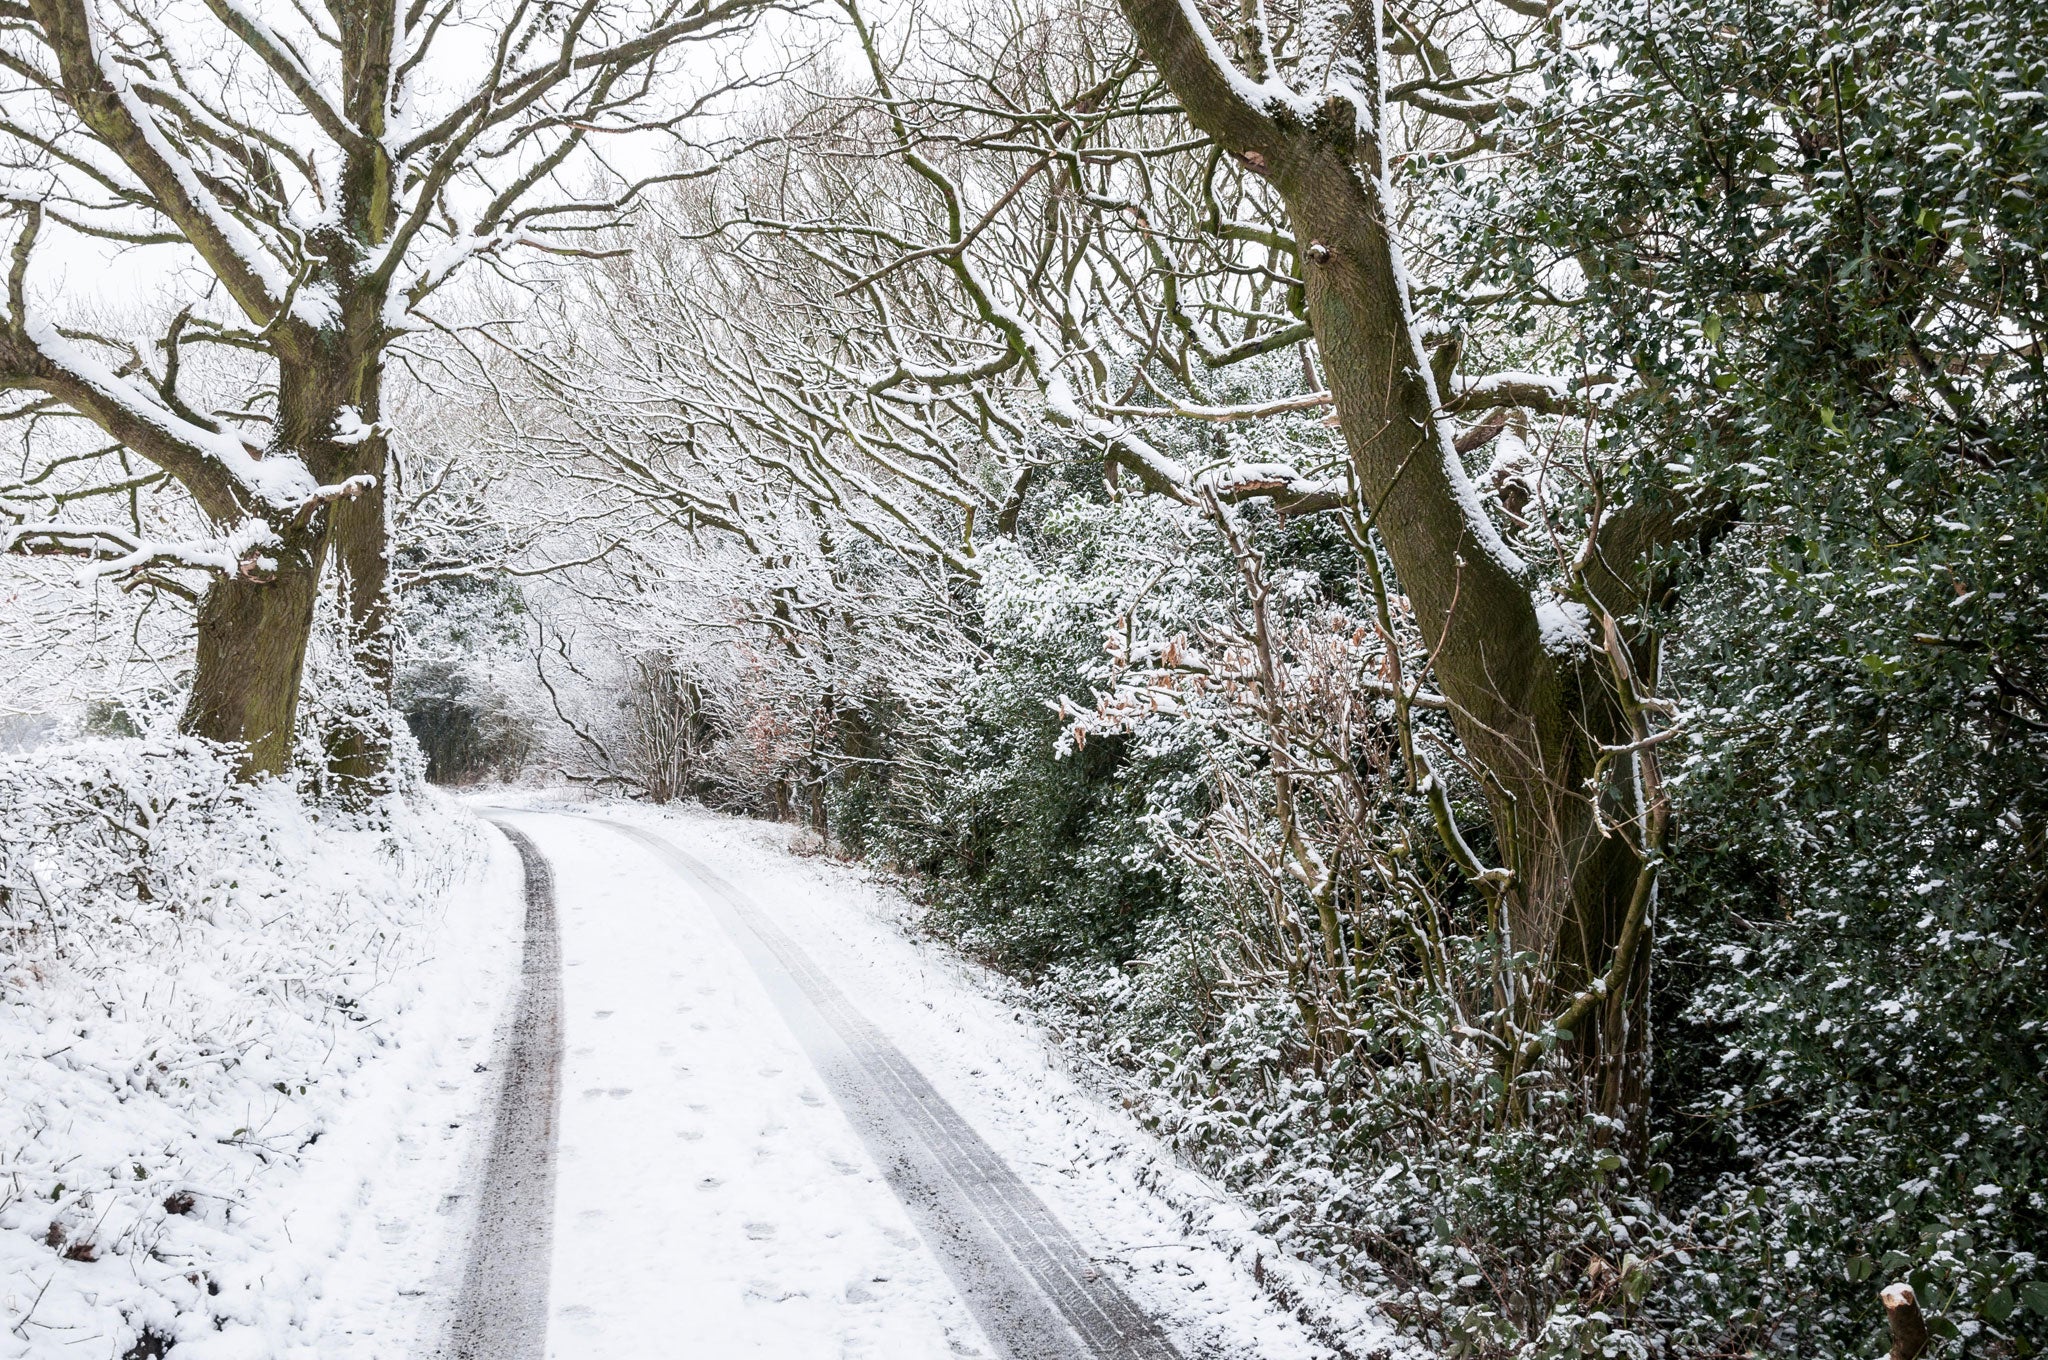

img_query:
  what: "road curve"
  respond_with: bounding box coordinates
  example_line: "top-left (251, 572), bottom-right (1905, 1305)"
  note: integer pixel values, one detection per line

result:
top-left (594, 816), bottom-right (1185, 1360)
top-left (446, 820), bottom-right (564, 1360)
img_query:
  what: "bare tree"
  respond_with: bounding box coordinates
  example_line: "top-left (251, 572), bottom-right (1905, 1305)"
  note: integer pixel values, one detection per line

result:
top-left (530, 0), bottom-right (1681, 1133)
top-left (0, 0), bottom-right (785, 785)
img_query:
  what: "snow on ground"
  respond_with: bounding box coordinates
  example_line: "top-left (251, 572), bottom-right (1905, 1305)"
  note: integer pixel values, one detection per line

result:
top-left (490, 808), bottom-right (991, 1358)
top-left (1, 751), bottom-right (1408, 1359)
top-left (489, 793), bottom-right (1408, 1360)
top-left (0, 740), bottom-right (522, 1359)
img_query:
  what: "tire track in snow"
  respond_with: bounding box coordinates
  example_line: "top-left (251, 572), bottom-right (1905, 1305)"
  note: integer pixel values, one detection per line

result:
top-left (593, 815), bottom-right (1185, 1360)
top-left (447, 820), bottom-right (563, 1360)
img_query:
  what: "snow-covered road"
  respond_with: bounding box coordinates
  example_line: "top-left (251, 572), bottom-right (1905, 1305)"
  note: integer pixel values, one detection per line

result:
top-left (454, 805), bottom-right (1376, 1360)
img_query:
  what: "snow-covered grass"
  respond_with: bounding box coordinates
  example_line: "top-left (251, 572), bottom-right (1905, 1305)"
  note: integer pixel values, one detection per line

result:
top-left (0, 739), bottom-right (519, 1359)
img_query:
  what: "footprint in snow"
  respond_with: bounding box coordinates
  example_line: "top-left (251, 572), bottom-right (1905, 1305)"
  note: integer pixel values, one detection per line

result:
top-left (743, 1281), bottom-right (807, 1303)
top-left (743, 1221), bottom-right (777, 1239)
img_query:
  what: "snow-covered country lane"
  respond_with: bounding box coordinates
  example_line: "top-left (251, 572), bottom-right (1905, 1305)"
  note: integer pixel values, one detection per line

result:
top-left (461, 804), bottom-right (1372, 1360)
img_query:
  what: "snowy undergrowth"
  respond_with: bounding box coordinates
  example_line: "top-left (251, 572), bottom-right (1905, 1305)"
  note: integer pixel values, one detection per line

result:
top-left (0, 739), bottom-right (496, 1359)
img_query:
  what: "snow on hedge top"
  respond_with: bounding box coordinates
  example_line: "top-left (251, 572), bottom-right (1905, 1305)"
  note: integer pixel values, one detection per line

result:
top-left (0, 739), bottom-right (485, 1359)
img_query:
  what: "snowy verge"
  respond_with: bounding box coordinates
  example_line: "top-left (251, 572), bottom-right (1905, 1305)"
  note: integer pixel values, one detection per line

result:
top-left (0, 740), bottom-right (522, 1360)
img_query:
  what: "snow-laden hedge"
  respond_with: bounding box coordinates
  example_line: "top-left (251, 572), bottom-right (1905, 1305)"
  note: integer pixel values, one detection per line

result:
top-left (0, 739), bottom-right (489, 1359)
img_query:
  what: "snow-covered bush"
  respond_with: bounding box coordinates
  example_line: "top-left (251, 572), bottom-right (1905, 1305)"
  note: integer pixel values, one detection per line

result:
top-left (0, 738), bottom-right (488, 1357)
top-left (829, 488), bottom-right (1215, 972)
top-left (395, 573), bottom-right (538, 787)
top-left (1019, 496), bottom-right (1676, 1360)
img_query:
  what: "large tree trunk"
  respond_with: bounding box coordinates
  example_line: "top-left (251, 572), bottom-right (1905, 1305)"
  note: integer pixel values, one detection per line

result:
top-left (1320, 238), bottom-right (1650, 1122)
top-left (319, 68), bottom-right (401, 798)
top-left (1262, 143), bottom-right (1650, 1106)
top-left (176, 402), bottom-right (389, 795)
top-left (181, 547), bottom-right (323, 780)
top-left (278, 326), bottom-right (395, 800)
top-left (1113, 0), bottom-right (1655, 1129)
top-left (322, 451), bottom-right (395, 795)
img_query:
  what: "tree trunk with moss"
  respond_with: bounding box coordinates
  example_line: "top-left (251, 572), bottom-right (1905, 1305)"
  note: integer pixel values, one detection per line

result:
top-left (182, 543), bottom-right (325, 780)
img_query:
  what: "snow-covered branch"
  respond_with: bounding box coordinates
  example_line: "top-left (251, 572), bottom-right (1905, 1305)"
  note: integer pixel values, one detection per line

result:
top-left (2, 517), bottom-right (284, 588)
top-left (1444, 370), bottom-right (1616, 416)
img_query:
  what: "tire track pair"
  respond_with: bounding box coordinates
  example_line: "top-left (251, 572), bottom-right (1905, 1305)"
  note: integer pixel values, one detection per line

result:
top-left (597, 817), bottom-right (1183, 1360)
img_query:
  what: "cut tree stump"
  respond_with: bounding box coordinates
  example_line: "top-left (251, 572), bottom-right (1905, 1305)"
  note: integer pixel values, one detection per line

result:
top-left (1883, 1282), bottom-right (1929, 1360)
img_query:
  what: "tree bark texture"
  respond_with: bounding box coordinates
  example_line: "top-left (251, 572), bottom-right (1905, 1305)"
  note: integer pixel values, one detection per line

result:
top-left (182, 544), bottom-right (323, 780)
top-left (172, 332), bottom-right (392, 788)
top-left (276, 332), bottom-right (396, 796)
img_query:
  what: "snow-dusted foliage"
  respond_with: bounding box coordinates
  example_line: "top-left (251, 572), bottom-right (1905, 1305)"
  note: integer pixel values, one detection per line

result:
top-left (0, 739), bottom-right (489, 1356)
top-left (1019, 500), bottom-right (1670, 1360)
top-left (1443, 0), bottom-right (2048, 1347)
top-left (829, 493), bottom-right (1220, 967)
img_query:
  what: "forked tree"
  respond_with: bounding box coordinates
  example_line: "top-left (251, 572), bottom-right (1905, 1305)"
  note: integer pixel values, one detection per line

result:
top-left (0, 0), bottom-right (779, 785)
